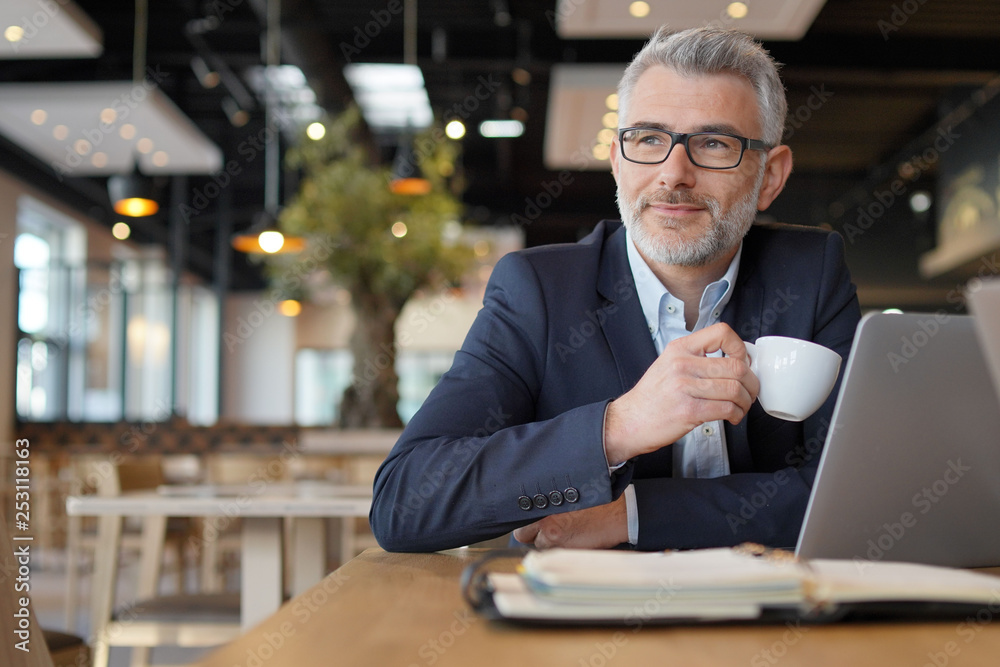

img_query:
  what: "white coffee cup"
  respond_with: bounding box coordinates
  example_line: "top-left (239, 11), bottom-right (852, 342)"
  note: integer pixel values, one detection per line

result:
top-left (743, 336), bottom-right (842, 422)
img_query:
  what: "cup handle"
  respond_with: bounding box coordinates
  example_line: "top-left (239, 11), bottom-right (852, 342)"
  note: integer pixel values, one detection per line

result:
top-left (743, 341), bottom-right (756, 373)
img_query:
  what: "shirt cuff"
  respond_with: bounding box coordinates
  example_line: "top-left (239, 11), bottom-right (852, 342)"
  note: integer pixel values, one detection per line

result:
top-left (602, 400), bottom-right (627, 471)
top-left (624, 484), bottom-right (638, 545)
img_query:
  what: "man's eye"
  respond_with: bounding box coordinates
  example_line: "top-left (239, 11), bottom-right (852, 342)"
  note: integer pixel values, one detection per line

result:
top-left (637, 133), bottom-right (665, 145)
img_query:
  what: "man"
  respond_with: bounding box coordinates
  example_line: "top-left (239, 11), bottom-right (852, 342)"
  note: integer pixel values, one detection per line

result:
top-left (370, 26), bottom-right (860, 552)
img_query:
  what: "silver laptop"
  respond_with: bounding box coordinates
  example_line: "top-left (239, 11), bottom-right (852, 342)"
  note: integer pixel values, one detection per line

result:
top-left (795, 311), bottom-right (1000, 568)
top-left (967, 277), bottom-right (1000, 406)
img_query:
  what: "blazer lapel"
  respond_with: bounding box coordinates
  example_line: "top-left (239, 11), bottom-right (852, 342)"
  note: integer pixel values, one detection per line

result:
top-left (596, 223), bottom-right (657, 394)
top-left (720, 232), bottom-right (765, 473)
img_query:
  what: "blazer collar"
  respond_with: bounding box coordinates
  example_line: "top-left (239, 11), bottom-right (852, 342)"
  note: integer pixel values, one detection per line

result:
top-left (595, 221), bottom-right (658, 393)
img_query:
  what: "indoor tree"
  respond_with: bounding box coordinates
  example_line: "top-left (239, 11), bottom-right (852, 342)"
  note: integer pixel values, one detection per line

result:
top-left (271, 106), bottom-right (472, 427)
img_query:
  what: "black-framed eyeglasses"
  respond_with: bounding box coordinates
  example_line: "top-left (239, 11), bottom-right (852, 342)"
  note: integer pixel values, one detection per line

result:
top-left (618, 127), bottom-right (772, 170)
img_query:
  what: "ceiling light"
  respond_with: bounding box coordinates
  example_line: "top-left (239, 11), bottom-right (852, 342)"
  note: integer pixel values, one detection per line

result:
top-left (479, 120), bottom-right (524, 138)
top-left (306, 122), bottom-right (326, 140)
top-left (279, 300), bottom-right (302, 317)
top-left (0, 0), bottom-right (103, 58)
top-left (119, 124), bottom-right (136, 140)
top-left (391, 221), bottom-right (408, 238)
top-left (5, 26), bottom-right (25, 43)
top-left (511, 67), bottom-right (532, 86)
top-left (73, 139), bottom-right (91, 155)
top-left (445, 120), bottom-right (466, 140)
top-left (602, 112), bottom-right (618, 129)
top-left (190, 56), bottom-right (220, 89)
top-left (231, 215), bottom-right (306, 255)
top-left (136, 137), bottom-right (154, 153)
top-left (221, 96), bottom-right (249, 127)
top-left (91, 152), bottom-right (107, 167)
top-left (344, 63), bottom-right (432, 131)
top-left (258, 230), bottom-right (285, 253)
top-left (52, 124), bottom-right (68, 140)
top-left (389, 130), bottom-right (432, 195)
top-left (629, 2), bottom-right (651, 18)
top-left (152, 151), bottom-right (169, 167)
top-left (112, 222), bottom-right (131, 240)
top-left (910, 191), bottom-right (933, 214)
top-left (108, 163), bottom-right (159, 217)
top-left (99, 107), bottom-right (117, 124)
top-left (727, 2), bottom-right (749, 19)
top-left (29, 109), bottom-right (45, 124)
top-left (605, 94), bottom-right (619, 111)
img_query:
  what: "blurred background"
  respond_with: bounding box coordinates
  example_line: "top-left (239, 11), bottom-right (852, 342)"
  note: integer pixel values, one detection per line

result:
top-left (3, 0), bottom-right (1000, 429)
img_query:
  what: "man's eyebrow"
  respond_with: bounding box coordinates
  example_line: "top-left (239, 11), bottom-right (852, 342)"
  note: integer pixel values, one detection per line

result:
top-left (624, 121), bottom-right (748, 136)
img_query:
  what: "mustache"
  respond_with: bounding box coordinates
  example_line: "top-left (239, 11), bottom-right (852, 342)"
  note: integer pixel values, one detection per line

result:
top-left (638, 190), bottom-right (717, 209)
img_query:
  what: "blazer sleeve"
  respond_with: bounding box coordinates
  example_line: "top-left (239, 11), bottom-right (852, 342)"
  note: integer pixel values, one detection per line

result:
top-left (631, 230), bottom-right (862, 550)
top-left (370, 252), bottom-right (627, 552)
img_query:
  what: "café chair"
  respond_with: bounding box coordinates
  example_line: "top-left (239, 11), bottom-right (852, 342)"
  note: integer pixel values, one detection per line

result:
top-left (63, 456), bottom-right (193, 631)
top-left (1, 512), bottom-right (91, 667)
top-left (85, 460), bottom-right (241, 667)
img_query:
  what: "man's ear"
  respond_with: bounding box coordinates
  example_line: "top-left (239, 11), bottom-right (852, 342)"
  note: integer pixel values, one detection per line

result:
top-left (756, 144), bottom-right (793, 211)
top-left (609, 138), bottom-right (621, 186)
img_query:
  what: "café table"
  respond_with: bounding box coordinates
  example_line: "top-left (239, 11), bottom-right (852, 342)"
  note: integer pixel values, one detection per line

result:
top-left (189, 547), bottom-right (1000, 667)
top-left (65, 483), bottom-right (372, 631)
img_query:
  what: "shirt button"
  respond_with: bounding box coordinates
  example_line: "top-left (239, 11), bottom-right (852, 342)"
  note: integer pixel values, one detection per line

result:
top-left (702, 425), bottom-right (714, 436)
top-left (666, 305), bottom-right (675, 313)
top-left (713, 311), bottom-right (721, 319)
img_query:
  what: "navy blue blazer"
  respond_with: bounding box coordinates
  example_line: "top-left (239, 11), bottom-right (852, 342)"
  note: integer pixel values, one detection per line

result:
top-left (371, 220), bottom-right (861, 552)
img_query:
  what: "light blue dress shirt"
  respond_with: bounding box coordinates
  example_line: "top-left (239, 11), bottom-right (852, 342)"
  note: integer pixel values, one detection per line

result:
top-left (617, 229), bottom-right (743, 544)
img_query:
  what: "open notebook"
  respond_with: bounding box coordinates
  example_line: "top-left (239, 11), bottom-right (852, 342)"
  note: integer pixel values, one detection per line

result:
top-left (465, 546), bottom-right (1000, 625)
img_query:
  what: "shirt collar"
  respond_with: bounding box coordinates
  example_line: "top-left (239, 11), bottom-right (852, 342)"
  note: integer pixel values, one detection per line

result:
top-left (625, 228), bottom-right (743, 338)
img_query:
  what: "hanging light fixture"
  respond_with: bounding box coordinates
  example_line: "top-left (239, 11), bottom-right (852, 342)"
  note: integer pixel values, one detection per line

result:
top-left (108, 159), bottom-right (159, 216)
top-left (107, 0), bottom-right (159, 217)
top-left (231, 0), bottom-right (305, 255)
top-left (388, 0), bottom-right (431, 196)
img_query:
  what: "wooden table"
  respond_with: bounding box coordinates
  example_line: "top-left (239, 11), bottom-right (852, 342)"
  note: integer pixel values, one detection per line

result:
top-left (66, 485), bottom-right (371, 631)
top-left (189, 548), bottom-right (1000, 667)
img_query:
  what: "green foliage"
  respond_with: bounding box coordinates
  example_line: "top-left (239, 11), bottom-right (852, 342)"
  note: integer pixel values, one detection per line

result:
top-left (273, 106), bottom-right (472, 308)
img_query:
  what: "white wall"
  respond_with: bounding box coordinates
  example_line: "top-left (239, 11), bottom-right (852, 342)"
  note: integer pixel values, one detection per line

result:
top-left (221, 292), bottom-right (296, 424)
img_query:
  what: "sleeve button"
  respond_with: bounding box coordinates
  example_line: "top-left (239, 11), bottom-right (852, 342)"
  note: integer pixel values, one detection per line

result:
top-left (563, 487), bottom-right (580, 503)
top-left (532, 493), bottom-right (549, 509)
top-left (517, 495), bottom-right (533, 511)
top-left (548, 490), bottom-right (564, 506)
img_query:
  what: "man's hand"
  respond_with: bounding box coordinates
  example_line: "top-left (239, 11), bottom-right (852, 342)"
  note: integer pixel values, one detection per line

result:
top-left (512, 495), bottom-right (628, 549)
top-left (604, 322), bottom-right (759, 465)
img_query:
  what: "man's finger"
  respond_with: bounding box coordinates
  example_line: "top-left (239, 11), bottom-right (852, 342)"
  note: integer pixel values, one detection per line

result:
top-left (513, 521), bottom-right (540, 544)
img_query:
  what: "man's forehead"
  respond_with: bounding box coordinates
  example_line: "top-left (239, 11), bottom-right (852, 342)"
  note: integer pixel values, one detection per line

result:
top-left (627, 66), bottom-right (760, 132)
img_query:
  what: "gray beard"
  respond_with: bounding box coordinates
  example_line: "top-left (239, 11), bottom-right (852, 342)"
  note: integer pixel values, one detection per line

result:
top-left (617, 167), bottom-right (765, 267)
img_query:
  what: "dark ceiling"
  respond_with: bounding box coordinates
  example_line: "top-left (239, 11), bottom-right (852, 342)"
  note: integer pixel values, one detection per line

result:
top-left (3, 0), bottom-right (1000, 304)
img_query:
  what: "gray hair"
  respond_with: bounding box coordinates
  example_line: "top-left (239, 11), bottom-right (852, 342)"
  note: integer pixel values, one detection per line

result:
top-left (617, 26), bottom-right (787, 147)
